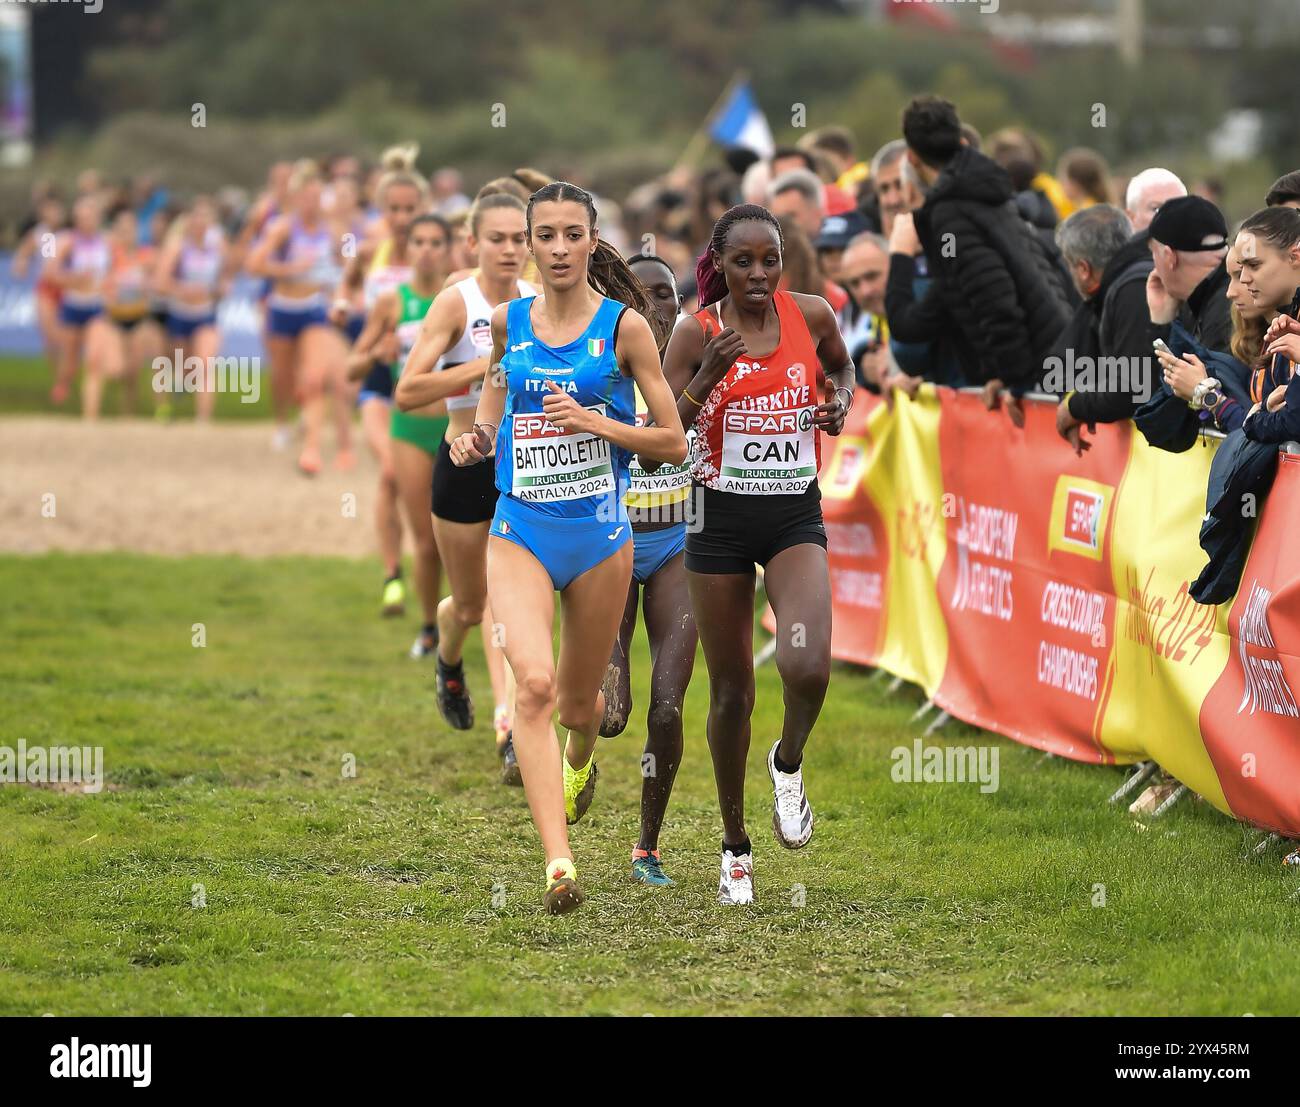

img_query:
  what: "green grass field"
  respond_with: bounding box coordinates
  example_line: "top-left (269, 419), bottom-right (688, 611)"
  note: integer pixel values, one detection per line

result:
top-left (1, 354), bottom-right (273, 420)
top-left (2, 552), bottom-right (1299, 1016)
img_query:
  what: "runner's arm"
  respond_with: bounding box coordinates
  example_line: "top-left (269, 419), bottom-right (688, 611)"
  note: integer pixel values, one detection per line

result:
top-left (393, 291), bottom-right (477, 409)
top-left (467, 303), bottom-right (510, 437)
top-left (543, 311), bottom-right (686, 464)
top-left (346, 290), bottom-right (397, 381)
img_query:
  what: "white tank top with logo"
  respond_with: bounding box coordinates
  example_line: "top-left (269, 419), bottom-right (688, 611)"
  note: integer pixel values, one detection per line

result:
top-left (437, 274), bottom-right (534, 412)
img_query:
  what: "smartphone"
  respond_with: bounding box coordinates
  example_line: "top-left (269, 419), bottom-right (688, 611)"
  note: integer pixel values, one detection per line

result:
top-left (1152, 338), bottom-right (1173, 357)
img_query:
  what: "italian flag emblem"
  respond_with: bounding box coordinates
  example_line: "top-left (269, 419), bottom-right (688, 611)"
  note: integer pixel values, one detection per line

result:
top-left (588, 338), bottom-right (605, 357)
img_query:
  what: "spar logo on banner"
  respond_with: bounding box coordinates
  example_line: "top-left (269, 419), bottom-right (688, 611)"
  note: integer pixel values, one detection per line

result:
top-left (1047, 475), bottom-right (1114, 561)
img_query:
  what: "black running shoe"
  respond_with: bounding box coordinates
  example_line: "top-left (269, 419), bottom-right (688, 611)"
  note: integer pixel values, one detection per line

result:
top-left (499, 731), bottom-right (523, 787)
top-left (435, 655), bottom-right (474, 730)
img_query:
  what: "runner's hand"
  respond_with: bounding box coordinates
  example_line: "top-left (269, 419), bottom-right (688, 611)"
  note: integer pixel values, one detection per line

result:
top-left (813, 376), bottom-right (848, 435)
top-left (542, 380), bottom-right (595, 432)
top-left (450, 425), bottom-right (493, 466)
top-left (375, 331), bottom-right (400, 365)
top-left (698, 326), bottom-right (747, 387)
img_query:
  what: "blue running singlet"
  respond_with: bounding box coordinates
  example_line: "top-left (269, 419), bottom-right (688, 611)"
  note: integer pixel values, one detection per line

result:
top-left (491, 295), bottom-right (636, 589)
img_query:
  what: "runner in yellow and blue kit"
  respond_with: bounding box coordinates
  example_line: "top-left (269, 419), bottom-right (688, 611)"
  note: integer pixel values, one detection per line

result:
top-left (449, 182), bottom-right (685, 915)
top-left (597, 253), bottom-right (698, 889)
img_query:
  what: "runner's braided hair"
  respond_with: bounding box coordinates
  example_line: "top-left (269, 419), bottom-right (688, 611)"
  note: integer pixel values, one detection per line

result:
top-left (526, 181), bottom-right (664, 346)
top-left (695, 203), bottom-right (784, 308)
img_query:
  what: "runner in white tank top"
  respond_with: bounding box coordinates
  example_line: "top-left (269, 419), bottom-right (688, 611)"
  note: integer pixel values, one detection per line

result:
top-left (394, 194), bottom-right (534, 774)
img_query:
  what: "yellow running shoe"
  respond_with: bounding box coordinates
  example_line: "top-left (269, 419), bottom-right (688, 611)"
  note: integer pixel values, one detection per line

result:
top-left (543, 857), bottom-right (585, 915)
top-left (563, 755), bottom-right (598, 825)
top-left (381, 576), bottom-right (405, 618)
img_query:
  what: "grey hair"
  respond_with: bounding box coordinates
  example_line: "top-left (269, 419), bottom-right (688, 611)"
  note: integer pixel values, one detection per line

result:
top-left (845, 231), bottom-right (889, 255)
top-left (870, 139), bottom-right (908, 180)
top-left (768, 168), bottom-right (823, 209)
top-left (1125, 167), bottom-right (1186, 214)
top-left (1056, 204), bottom-right (1133, 271)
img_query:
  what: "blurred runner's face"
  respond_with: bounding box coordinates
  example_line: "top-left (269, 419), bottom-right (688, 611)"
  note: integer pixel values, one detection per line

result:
top-left (382, 183), bottom-right (421, 238)
top-left (719, 222), bottom-right (782, 307)
top-left (295, 180), bottom-right (323, 218)
top-left (409, 224), bottom-right (448, 277)
top-left (629, 258), bottom-right (678, 337)
top-left (473, 208), bottom-right (526, 281)
top-left (530, 200), bottom-right (595, 291)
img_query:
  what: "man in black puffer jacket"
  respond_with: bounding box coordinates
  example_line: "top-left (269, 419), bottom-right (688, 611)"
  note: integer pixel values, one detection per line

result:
top-left (901, 97), bottom-right (1074, 418)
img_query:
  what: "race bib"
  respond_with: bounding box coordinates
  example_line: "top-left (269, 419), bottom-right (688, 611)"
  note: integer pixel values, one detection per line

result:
top-left (719, 405), bottom-right (817, 494)
top-left (512, 404), bottom-right (614, 502)
top-left (628, 415), bottom-right (691, 497)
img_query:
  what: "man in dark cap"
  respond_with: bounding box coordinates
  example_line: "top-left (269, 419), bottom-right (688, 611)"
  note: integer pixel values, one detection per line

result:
top-left (1146, 195), bottom-right (1232, 353)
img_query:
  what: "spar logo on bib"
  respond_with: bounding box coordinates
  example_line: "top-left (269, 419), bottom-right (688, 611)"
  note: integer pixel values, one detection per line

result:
top-left (719, 404), bottom-right (817, 494)
top-left (512, 404), bottom-right (614, 502)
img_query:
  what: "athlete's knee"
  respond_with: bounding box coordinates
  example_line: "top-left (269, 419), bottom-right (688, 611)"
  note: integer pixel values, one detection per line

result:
top-left (557, 692), bottom-right (598, 736)
top-left (711, 676), bottom-right (755, 721)
top-left (646, 697), bottom-right (683, 741)
top-left (453, 596), bottom-right (485, 628)
top-left (412, 529), bottom-right (437, 560)
top-left (514, 669), bottom-right (556, 718)
top-left (778, 653), bottom-right (830, 704)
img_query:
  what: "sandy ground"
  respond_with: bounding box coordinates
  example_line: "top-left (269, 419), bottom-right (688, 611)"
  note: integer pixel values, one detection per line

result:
top-left (1, 417), bottom-right (387, 557)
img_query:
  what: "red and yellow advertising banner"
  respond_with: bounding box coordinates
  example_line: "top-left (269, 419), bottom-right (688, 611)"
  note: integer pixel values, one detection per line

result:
top-left (786, 387), bottom-right (1300, 836)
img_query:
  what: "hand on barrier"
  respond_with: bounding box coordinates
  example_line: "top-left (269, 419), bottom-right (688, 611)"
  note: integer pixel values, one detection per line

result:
top-left (1055, 396), bottom-right (1092, 456)
top-left (1005, 393), bottom-right (1026, 429)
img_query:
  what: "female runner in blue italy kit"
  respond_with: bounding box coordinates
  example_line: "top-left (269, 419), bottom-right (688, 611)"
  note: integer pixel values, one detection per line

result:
top-left (449, 182), bottom-right (686, 915)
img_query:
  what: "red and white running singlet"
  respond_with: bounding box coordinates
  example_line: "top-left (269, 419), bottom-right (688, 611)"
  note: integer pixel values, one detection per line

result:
top-left (690, 290), bottom-right (823, 495)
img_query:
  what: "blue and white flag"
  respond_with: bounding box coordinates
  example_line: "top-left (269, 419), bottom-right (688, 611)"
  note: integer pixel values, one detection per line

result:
top-left (708, 80), bottom-right (774, 159)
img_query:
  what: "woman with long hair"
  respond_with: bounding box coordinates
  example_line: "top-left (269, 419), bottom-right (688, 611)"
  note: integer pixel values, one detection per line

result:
top-left (448, 182), bottom-right (685, 914)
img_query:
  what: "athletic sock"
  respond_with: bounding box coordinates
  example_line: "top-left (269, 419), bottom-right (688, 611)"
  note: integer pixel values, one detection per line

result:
top-left (723, 836), bottom-right (752, 857)
top-left (773, 747), bottom-right (802, 775)
top-left (437, 654), bottom-right (464, 682)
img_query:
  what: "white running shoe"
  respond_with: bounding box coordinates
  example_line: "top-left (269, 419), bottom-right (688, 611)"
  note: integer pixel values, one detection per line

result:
top-left (768, 741), bottom-right (814, 849)
top-left (717, 849), bottom-right (754, 905)
top-left (271, 425), bottom-right (293, 452)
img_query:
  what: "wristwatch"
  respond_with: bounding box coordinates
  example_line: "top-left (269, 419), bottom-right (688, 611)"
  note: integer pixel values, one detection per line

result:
top-left (1189, 376), bottom-right (1223, 411)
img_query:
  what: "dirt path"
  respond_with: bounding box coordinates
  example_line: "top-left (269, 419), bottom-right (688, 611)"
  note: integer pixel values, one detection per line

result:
top-left (1, 417), bottom-right (390, 557)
